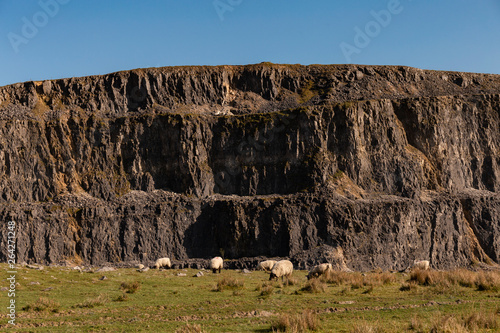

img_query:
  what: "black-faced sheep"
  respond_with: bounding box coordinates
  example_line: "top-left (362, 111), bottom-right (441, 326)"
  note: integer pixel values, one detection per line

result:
top-left (269, 260), bottom-right (293, 281)
top-left (256, 260), bottom-right (276, 272)
top-left (412, 260), bottom-right (430, 270)
top-left (210, 256), bottom-right (223, 273)
top-left (154, 257), bottom-right (171, 269)
top-left (307, 263), bottom-right (333, 280)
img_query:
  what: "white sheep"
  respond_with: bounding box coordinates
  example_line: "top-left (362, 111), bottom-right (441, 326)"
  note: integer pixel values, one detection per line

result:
top-left (412, 260), bottom-right (430, 270)
top-left (154, 257), bottom-right (171, 269)
top-left (269, 260), bottom-right (294, 281)
top-left (256, 260), bottom-right (276, 272)
top-left (210, 256), bottom-right (223, 273)
top-left (307, 263), bottom-right (333, 280)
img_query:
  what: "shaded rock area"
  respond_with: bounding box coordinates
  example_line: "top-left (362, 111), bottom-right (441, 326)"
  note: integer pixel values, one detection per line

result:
top-left (0, 63), bottom-right (499, 271)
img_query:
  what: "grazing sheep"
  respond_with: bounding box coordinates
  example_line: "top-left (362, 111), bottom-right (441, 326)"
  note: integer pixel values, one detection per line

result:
top-left (307, 263), bottom-right (333, 280)
top-left (269, 260), bottom-right (294, 281)
top-left (413, 260), bottom-right (430, 270)
top-left (210, 256), bottom-right (223, 273)
top-left (256, 260), bottom-right (276, 272)
top-left (154, 257), bottom-right (171, 269)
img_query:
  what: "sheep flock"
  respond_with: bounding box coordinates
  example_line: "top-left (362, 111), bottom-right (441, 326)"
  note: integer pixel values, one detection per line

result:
top-left (140, 257), bottom-right (433, 283)
top-left (143, 257), bottom-right (355, 282)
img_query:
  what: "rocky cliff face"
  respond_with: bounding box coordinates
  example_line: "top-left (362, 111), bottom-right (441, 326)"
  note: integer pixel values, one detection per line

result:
top-left (0, 63), bottom-right (499, 270)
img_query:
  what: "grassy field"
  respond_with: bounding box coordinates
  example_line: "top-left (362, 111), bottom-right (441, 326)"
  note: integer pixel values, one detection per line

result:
top-left (0, 264), bottom-right (499, 332)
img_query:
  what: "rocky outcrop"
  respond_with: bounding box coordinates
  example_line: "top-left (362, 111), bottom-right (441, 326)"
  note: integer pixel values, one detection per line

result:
top-left (0, 63), bottom-right (499, 270)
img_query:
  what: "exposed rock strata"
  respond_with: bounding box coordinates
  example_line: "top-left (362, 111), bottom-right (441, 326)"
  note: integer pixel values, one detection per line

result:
top-left (0, 64), bottom-right (499, 270)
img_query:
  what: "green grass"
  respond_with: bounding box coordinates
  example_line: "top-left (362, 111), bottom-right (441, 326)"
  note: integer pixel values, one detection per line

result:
top-left (0, 265), bottom-right (499, 332)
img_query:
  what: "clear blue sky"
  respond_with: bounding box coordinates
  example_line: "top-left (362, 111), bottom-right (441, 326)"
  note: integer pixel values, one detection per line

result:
top-left (1, 0), bottom-right (499, 87)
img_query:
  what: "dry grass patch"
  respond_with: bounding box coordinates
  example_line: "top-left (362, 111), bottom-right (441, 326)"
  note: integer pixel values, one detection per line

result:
top-left (301, 279), bottom-right (327, 294)
top-left (114, 293), bottom-right (129, 302)
top-left (475, 271), bottom-right (500, 291)
top-left (464, 311), bottom-right (499, 331)
top-left (257, 282), bottom-right (274, 297)
top-left (213, 277), bottom-right (244, 292)
top-left (350, 321), bottom-right (382, 333)
top-left (271, 309), bottom-right (319, 332)
top-left (322, 271), bottom-right (364, 288)
top-left (408, 314), bottom-right (424, 331)
top-left (408, 269), bottom-right (500, 291)
top-left (409, 269), bottom-right (440, 286)
top-left (429, 315), bottom-right (469, 333)
top-left (446, 269), bottom-right (476, 288)
top-left (321, 270), bottom-right (353, 285)
top-left (283, 277), bottom-right (299, 286)
top-left (22, 297), bottom-right (60, 313)
top-left (337, 286), bottom-right (352, 295)
top-left (121, 281), bottom-right (141, 294)
top-left (362, 285), bottom-right (374, 294)
top-left (322, 270), bottom-right (396, 290)
top-left (232, 289), bottom-right (244, 296)
top-left (376, 271), bottom-right (397, 285)
top-left (364, 270), bottom-right (396, 286)
top-left (400, 281), bottom-right (418, 292)
top-left (175, 322), bottom-right (205, 333)
top-left (427, 310), bottom-right (499, 333)
top-left (74, 294), bottom-right (109, 308)
top-left (350, 275), bottom-right (365, 289)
